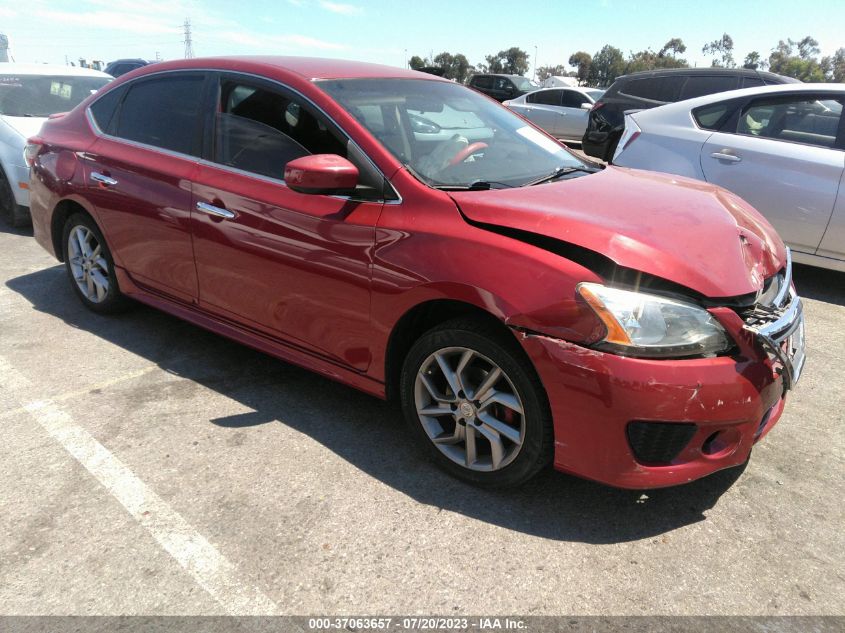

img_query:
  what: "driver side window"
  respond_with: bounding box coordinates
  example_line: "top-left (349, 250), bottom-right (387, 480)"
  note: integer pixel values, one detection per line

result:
top-left (214, 77), bottom-right (385, 197)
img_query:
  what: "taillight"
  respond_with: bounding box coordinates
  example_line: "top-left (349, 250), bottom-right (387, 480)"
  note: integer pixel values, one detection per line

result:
top-left (24, 138), bottom-right (43, 167)
top-left (621, 130), bottom-right (641, 151)
top-left (612, 116), bottom-right (642, 163)
top-left (590, 101), bottom-right (605, 112)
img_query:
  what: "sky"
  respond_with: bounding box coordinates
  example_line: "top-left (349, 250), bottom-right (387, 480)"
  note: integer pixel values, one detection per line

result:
top-left (1, 0), bottom-right (844, 74)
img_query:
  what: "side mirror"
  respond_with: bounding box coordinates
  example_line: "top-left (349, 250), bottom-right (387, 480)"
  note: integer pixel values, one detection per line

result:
top-left (284, 154), bottom-right (359, 195)
top-left (580, 102), bottom-right (592, 110)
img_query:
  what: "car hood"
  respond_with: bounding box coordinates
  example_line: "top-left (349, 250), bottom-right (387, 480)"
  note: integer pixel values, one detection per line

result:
top-left (0, 115), bottom-right (47, 140)
top-left (449, 166), bottom-right (785, 298)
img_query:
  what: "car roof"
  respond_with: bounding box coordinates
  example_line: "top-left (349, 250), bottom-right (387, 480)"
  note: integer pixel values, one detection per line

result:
top-left (616, 67), bottom-right (799, 83)
top-left (632, 82), bottom-right (845, 124)
top-left (133, 56), bottom-right (443, 81)
top-left (0, 63), bottom-right (112, 78)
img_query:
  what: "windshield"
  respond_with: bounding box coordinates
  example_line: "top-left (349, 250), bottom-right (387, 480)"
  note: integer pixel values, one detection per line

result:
top-left (319, 78), bottom-right (589, 188)
top-left (0, 74), bottom-right (111, 117)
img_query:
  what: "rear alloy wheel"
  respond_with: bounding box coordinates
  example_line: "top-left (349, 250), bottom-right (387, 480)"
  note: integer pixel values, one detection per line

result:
top-left (400, 319), bottom-right (553, 487)
top-left (0, 169), bottom-right (29, 227)
top-left (62, 214), bottom-right (127, 313)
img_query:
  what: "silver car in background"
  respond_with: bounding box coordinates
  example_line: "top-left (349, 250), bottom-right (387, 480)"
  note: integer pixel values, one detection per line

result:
top-left (0, 64), bottom-right (111, 226)
top-left (613, 83), bottom-right (845, 272)
top-left (504, 86), bottom-right (605, 144)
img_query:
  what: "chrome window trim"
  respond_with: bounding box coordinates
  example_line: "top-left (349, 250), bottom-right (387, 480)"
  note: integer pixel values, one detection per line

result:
top-left (84, 67), bottom-right (402, 205)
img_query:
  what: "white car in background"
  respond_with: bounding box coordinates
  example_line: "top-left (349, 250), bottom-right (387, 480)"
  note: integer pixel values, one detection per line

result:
top-left (0, 64), bottom-right (111, 226)
top-left (504, 86), bottom-right (605, 144)
top-left (613, 83), bottom-right (845, 272)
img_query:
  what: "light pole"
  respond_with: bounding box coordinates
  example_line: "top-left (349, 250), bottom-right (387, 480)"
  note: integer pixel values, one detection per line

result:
top-left (404, 49), bottom-right (408, 69)
top-left (533, 45), bottom-right (538, 81)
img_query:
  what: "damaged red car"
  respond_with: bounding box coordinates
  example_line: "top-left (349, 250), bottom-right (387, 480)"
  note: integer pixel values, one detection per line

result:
top-left (27, 57), bottom-right (806, 489)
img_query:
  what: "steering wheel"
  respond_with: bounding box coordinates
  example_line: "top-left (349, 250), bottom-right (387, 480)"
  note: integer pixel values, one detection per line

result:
top-left (448, 142), bottom-right (489, 167)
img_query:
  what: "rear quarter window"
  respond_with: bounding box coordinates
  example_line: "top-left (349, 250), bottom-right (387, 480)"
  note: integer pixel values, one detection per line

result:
top-left (692, 102), bottom-right (733, 130)
top-left (89, 85), bottom-right (126, 134)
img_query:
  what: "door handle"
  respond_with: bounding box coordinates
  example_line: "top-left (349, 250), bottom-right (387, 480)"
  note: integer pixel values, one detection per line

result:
top-left (196, 201), bottom-right (237, 219)
top-left (710, 151), bottom-right (742, 163)
top-left (90, 172), bottom-right (118, 186)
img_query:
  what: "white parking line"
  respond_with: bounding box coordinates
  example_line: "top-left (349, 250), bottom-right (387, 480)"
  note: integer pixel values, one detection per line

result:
top-left (1, 356), bottom-right (281, 616)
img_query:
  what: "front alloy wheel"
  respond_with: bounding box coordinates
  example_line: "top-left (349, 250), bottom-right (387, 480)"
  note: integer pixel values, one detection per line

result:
top-left (415, 346), bottom-right (525, 472)
top-left (401, 319), bottom-right (553, 487)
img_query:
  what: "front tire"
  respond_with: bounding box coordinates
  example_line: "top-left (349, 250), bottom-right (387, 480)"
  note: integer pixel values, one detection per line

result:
top-left (400, 318), bottom-right (553, 487)
top-left (62, 213), bottom-right (127, 313)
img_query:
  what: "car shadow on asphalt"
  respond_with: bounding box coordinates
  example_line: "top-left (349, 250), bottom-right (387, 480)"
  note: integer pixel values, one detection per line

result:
top-left (793, 263), bottom-right (845, 307)
top-left (8, 265), bottom-right (756, 545)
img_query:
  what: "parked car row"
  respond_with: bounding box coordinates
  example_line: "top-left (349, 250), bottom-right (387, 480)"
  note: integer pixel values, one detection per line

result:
top-left (24, 57), bottom-right (806, 490)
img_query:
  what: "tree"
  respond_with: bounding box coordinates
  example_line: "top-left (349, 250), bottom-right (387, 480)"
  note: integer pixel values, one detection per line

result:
top-left (821, 47), bottom-right (845, 82)
top-left (625, 48), bottom-right (688, 74)
top-left (408, 55), bottom-right (426, 71)
top-left (587, 45), bottom-right (625, 87)
top-left (432, 52), bottom-right (471, 83)
top-left (702, 33), bottom-right (735, 68)
top-left (743, 51), bottom-right (766, 70)
top-left (483, 47), bottom-right (530, 75)
top-left (568, 51), bottom-right (592, 85)
top-left (659, 38), bottom-right (687, 58)
top-left (536, 64), bottom-right (567, 82)
top-left (769, 37), bottom-right (826, 82)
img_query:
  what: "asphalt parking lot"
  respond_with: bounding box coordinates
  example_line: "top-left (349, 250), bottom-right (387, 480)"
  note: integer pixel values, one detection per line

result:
top-left (1, 221), bottom-right (843, 616)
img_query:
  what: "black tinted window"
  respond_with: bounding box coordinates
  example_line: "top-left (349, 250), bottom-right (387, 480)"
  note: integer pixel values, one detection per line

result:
top-left (622, 76), bottom-right (684, 102)
top-left (89, 85), bottom-right (125, 134)
top-left (679, 75), bottom-right (737, 100)
top-left (527, 90), bottom-right (561, 106)
top-left (115, 74), bottom-right (204, 155)
top-left (562, 90), bottom-right (589, 108)
top-left (742, 76), bottom-right (765, 88)
top-left (473, 76), bottom-right (493, 89)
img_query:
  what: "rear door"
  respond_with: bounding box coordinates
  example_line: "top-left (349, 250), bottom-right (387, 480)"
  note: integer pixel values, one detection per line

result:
top-left (190, 73), bottom-right (386, 370)
top-left (701, 93), bottom-right (845, 255)
top-left (83, 71), bottom-right (206, 303)
top-left (521, 90), bottom-right (563, 134)
top-left (558, 89), bottom-right (591, 139)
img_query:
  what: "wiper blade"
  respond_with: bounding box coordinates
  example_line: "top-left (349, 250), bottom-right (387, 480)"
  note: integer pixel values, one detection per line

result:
top-left (525, 165), bottom-right (599, 187)
top-left (432, 180), bottom-right (514, 191)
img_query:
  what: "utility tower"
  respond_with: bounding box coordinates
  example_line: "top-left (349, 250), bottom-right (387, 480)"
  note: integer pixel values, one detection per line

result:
top-left (183, 18), bottom-right (194, 59)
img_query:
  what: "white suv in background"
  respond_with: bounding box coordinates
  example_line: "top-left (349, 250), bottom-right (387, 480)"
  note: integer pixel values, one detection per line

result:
top-left (0, 64), bottom-right (111, 226)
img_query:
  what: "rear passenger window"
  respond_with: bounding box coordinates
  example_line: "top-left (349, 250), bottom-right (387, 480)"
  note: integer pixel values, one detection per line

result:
top-left (114, 74), bottom-right (204, 155)
top-left (473, 76), bottom-right (493, 89)
top-left (622, 76), bottom-right (684, 102)
top-left (527, 90), bottom-right (561, 106)
top-left (678, 75), bottom-right (737, 100)
top-left (737, 96), bottom-right (843, 148)
top-left (89, 85), bottom-right (126, 134)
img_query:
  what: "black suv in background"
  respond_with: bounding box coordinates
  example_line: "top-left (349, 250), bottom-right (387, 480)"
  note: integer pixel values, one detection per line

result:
top-left (582, 68), bottom-right (799, 161)
top-left (104, 59), bottom-right (153, 78)
top-left (468, 74), bottom-right (539, 101)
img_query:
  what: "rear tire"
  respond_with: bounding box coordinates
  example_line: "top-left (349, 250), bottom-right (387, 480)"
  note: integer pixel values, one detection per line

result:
top-left (400, 318), bottom-right (554, 488)
top-left (61, 213), bottom-right (128, 314)
top-left (0, 169), bottom-right (29, 228)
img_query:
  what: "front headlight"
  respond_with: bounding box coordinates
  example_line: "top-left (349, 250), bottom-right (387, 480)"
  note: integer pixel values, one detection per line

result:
top-left (577, 282), bottom-right (732, 358)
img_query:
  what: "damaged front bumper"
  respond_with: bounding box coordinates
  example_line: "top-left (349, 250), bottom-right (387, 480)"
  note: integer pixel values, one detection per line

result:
top-left (516, 250), bottom-right (805, 489)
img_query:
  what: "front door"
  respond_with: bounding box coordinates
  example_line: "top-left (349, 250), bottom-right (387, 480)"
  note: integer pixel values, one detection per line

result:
top-left (190, 74), bottom-right (386, 370)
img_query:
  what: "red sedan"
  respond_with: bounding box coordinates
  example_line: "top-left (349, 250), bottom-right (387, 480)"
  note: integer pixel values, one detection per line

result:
top-left (26, 57), bottom-right (806, 489)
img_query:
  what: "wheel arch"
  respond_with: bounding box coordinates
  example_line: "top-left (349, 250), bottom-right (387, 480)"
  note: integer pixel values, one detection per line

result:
top-left (50, 197), bottom-right (102, 262)
top-left (384, 298), bottom-right (519, 402)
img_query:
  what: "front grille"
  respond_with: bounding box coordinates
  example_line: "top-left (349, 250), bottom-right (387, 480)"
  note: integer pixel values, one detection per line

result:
top-left (626, 421), bottom-right (698, 465)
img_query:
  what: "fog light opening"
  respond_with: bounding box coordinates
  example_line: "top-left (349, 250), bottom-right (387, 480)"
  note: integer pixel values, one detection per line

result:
top-left (702, 431), bottom-right (723, 455)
